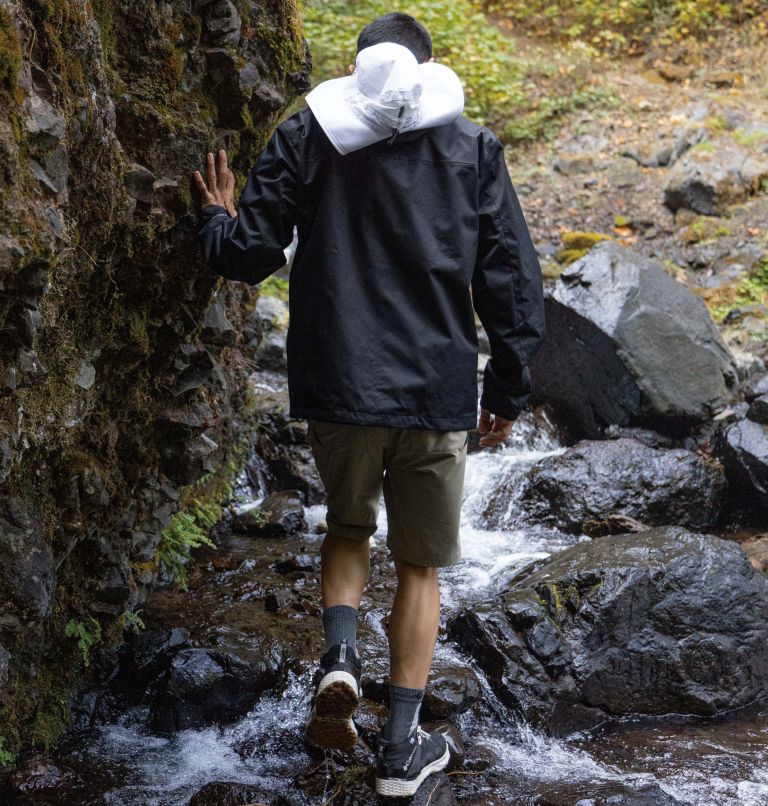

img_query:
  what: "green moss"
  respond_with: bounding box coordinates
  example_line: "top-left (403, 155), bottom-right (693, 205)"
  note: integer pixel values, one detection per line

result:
top-left (562, 230), bottom-right (612, 250)
top-left (0, 6), bottom-right (22, 89)
top-left (614, 214), bottom-right (631, 228)
top-left (691, 140), bottom-right (717, 154)
top-left (684, 216), bottom-right (731, 244)
top-left (556, 230), bottom-right (612, 264)
top-left (706, 257), bottom-right (768, 324)
top-left (733, 128), bottom-right (768, 148)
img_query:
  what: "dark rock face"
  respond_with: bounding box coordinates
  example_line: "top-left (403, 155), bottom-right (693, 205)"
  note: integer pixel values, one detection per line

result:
top-left (484, 437), bottom-right (727, 533)
top-left (529, 241), bottom-right (738, 438)
top-left (448, 527), bottom-right (768, 736)
top-left (149, 645), bottom-right (283, 732)
top-left (0, 0), bottom-right (309, 761)
top-left (716, 402), bottom-right (768, 519)
top-left (188, 781), bottom-right (296, 805)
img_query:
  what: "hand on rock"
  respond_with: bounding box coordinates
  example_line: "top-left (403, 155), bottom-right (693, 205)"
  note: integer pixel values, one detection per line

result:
top-left (193, 149), bottom-right (236, 217)
top-left (478, 407), bottom-right (514, 448)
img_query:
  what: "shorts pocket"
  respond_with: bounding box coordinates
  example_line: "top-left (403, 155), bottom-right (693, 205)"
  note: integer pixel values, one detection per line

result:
top-left (409, 429), bottom-right (469, 454)
top-left (308, 419), bottom-right (350, 449)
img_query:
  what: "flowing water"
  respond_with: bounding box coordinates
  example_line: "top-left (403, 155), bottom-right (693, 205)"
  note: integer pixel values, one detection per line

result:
top-left (31, 405), bottom-right (768, 805)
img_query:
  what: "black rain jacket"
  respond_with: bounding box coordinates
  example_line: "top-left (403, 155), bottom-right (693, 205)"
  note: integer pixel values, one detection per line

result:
top-left (197, 106), bottom-right (546, 430)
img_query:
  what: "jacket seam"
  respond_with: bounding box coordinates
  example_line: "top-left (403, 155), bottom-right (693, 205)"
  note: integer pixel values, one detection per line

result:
top-left (480, 149), bottom-right (526, 367)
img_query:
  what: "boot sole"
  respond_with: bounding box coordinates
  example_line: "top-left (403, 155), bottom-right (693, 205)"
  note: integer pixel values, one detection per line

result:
top-left (305, 671), bottom-right (360, 752)
top-left (375, 744), bottom-right (450, 797)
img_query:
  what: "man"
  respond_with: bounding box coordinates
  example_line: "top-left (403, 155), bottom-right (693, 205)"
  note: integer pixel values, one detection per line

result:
top-left (194, 12), bottom-right (545, 798)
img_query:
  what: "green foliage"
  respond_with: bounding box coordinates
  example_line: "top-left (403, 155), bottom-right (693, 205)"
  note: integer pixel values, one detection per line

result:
top-left (259, 275), bottom-right (290, 300)
top-left (122, 609), bottom-right (146, 633)
top-left (158, 511), bottom-right (217, 591)
top-left (0, 735), bottom-right (14, 768)
top-left (64, 617), bottom-right (102, 666)
top-left (300, 0), bottom-right (609, 143)
top-left (707, 256), bottom-right (768, 325)
top-left (481, 0), bottom-right (768, 50)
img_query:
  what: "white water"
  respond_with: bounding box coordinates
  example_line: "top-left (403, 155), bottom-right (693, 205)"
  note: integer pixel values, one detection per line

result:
top-left (59, 414), bottom-right (768, 805)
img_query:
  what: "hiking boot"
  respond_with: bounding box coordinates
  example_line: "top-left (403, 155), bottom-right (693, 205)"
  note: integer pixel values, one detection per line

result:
top-left (305, 639), bottom-right (362, 752)
top-left (375, 726), bottom-right (450, 798)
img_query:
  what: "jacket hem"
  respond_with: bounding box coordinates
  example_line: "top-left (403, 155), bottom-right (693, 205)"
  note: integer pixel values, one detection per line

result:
top-left (289, 404), bottom-right (477, 431)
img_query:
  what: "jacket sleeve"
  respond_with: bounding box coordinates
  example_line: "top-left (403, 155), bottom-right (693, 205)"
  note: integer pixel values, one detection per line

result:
top-left (197, 123), bottom-right (299, 285)
top-left (471, 132), bottom-right (546, 421)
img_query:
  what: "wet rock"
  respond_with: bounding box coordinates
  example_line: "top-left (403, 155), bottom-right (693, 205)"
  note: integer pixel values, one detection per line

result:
top-left (110, 627), bottom-right (192, 703)
top-left (202, 0), bottom-right (242, 47)
top-left (0, 496), bottom-right (55, 639)
top-left (238, 490), bottom-right (306, 537)
top-left (748, 394), bottom-right (768, 424)
top-left (149, 645), bottom-right (282, 731)
top-left (202, 299), bottom-right (236, 345)
top-left (448, 527), bottom-right (768, 736)
top-left (254, 328), bottom-right (288, 370)
top-left (264, 588), bottom-right (293, 612)
top-left (486, 437), bottom-right (726, 534)
top-left (273, 553), bottom-right (319, 574)
top-left (534, 780), bottom-right (682, 805)
top-left (715, 407), bottom-right (768, 517)
top-left (75, 360), bottom-right (96, 390)
top-left (408, 772), bottom-right (457, 805)
top-left (17, 346), bottom-right (48, 385)
top-left (171, 347), bottom-right (216, 396)
top-left (423, 667), bottom-right (482, 720)
top-left (6, 756), bottom-right (74, 796)
top-left (188, 780), bottom-right (293, 805)
top-left (664, 141), bottom-right (768, 215)
top-left (0, 644), bottom-right (10, 687)
top-left (529, 241), bottom-right (738, 438)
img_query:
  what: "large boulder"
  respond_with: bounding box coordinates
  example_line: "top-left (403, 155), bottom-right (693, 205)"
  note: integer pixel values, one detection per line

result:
top-left (529, 242), bottom-right (738, 438)
top-left (664, 140), bottom-right (768, 215)
top-left (483, 437), bottom-right (727, 534)
top-left (448, 527), bottom-right (768, 736)
top-left (149, 645), bottom-right (283, 732)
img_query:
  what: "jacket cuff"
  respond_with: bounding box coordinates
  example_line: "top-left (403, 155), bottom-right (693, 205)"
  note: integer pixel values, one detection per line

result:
top-left (479, 388), bottom-right (524, 421)
top-left (197, 204), bottom-right (231, 228)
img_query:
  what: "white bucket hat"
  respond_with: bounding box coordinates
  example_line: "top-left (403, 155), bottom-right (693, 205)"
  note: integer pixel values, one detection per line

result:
top-left (305, 41), bottom-right (465, 155)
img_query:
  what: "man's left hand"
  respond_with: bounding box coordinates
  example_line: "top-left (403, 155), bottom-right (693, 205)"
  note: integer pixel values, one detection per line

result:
top-left (193, 149), bottom-right (236, 217)
top-left (478, 407), bottom-right (515, 448)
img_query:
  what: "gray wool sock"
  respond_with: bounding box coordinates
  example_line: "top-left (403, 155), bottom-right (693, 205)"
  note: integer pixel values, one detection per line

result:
top-left (381, 684), bottom-right (425, 744)
top-left (322, 604), bottom-right (358, 653)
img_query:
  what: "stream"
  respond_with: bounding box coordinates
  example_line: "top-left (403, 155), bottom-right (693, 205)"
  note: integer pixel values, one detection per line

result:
top-left (29, 389), bottom-right (768, 805)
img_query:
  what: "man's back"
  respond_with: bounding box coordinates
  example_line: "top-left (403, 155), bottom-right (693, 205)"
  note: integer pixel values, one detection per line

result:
top-left (199, 105), bottom-right (545, 430)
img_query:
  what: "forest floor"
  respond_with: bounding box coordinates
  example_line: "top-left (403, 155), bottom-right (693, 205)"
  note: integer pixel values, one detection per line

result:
top-left (497, 23), bottom-right (768, 368)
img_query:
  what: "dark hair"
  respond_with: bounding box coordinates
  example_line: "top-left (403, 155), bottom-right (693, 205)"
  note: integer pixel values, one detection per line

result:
top-left (356, 13), bottom-right (432, 63)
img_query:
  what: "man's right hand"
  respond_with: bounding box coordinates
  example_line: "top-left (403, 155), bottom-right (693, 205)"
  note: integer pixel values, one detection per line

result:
top-left (478, 407), bottom-right (515, 448)
top-left (193, 149), bottom-right (237, 217)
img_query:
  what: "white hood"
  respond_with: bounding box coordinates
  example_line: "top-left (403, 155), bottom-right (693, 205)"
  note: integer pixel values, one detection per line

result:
top-left (305, 42), bottom-right (465, 156)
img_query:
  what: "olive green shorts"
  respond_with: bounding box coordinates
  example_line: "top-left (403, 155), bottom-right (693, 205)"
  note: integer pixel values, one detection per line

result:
top-left (307, 419), bottom-right (468, 567)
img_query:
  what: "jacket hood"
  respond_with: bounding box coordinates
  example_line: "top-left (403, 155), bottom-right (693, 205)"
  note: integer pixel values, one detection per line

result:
top-left (305, 42), bottom-right (465, 155)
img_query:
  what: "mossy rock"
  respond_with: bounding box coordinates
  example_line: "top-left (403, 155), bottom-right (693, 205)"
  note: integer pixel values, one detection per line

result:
top-left (556, 232), bottom-right (612, 265)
